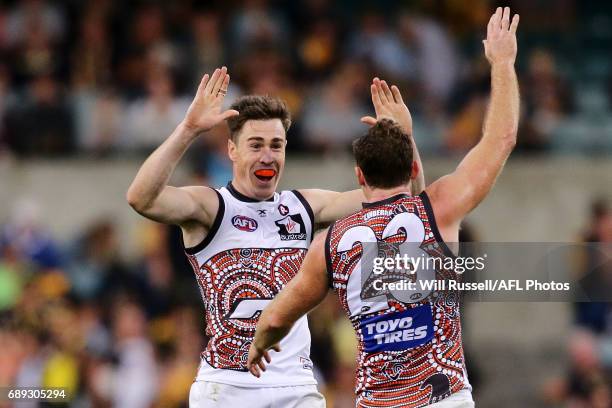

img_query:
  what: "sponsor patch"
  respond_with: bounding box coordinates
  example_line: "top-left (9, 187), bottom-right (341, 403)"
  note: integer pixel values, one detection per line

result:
top-left (232, 215), bottom-right (258, 232)
top-left (299, 356), bottom-right (314, 370)
top-left (364, 209), bottom-right (393, 221)
top-left (275, 214), bottom-right (307, 240)
top-left (360, 304), bottom-right (434, 352)
top-left (278, 204), bottom-right (289, 216)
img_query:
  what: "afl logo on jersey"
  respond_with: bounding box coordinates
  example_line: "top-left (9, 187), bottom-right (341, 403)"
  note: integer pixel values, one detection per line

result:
top-left (232, 215), bottom-right (258, 232)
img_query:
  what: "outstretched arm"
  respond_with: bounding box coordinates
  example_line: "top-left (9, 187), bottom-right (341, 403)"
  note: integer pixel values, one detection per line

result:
top-left (126, 67), bottom-right (238, 229)
top-left (426, 7), bottom-right (520, 240)
top-left (301, 78), bottom-right (426, 224)
top-left (247, 231), bottom-right (329, 377)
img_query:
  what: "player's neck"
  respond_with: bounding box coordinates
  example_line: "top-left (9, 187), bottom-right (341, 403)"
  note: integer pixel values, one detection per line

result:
top-left (229, 180), bottom-right (275, 202)
top-left (364, 183), bottom-right (412, 203)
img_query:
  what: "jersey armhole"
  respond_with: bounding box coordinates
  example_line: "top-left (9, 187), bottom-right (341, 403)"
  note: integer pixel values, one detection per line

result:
top-left (291, 190), bottom-right (315, 233)
top-left (418, 191), bottom-right (456, 258)
top-left (183, 189), bottom-right (225, 255)
top-left (324, 223), bottom-right (336, 288)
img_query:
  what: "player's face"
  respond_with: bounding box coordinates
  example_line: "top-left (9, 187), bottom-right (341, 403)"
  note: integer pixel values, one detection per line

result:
top-left (229, 119), bottom-right (286, 200)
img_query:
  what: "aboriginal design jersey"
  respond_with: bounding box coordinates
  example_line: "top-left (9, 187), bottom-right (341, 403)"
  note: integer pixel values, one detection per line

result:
top-left (325, 192), bottom-right (471, 407)
top-left (184, 183), bottom-right (317, 387)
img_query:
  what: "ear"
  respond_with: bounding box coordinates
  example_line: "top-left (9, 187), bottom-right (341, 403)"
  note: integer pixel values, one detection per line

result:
top-left (410, 160), bottom-right (419, 180)
top-left (228, 138), bottom-right (237, 162)
top-left (355, 167), bottom-right (366, 187)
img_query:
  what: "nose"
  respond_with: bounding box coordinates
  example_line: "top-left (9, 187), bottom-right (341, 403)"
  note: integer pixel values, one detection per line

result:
top-left (260, 148), bottom-right (274, 165)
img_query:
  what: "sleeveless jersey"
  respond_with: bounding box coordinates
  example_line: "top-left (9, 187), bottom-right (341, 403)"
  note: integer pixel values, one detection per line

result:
top-left (185, 183), bottom-right (317, 387)
top-left (325, 192), bottom-right (471, 407)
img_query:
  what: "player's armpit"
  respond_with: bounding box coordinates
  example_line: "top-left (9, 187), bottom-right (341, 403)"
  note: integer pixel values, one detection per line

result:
top-left (253, 231), bottom-right (330, 351)
top-left (299, 188), bottom-right (364, 225)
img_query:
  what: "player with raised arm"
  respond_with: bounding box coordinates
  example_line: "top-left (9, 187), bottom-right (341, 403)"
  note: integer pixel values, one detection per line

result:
top-left (127, 64), bottom-right (425, 406)
top-left (248, 7), bottom-right (520, 408)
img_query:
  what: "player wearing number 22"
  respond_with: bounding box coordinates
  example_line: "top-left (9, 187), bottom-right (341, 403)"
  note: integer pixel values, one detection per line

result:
top-left (249, 7), bottom-right (520, 408)
top-left (127, 58), bottom-right (426, 405)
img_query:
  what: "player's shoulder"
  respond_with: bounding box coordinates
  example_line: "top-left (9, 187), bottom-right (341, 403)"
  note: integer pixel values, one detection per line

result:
top-left (181, 185), bottom-right (219, 201)
top-left (295, 188), bottom-right (344, 219)
top-left (179, 185), bottom-right (221, 220)
top-left (294, 188), bottom-right (336, 205)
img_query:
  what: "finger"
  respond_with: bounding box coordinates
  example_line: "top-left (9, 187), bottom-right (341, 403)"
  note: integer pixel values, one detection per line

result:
top-left (510, 14), bottom-right (520, 34)
top-left (215, 73), bottom-right (230, 99)
top-left (249, 364), bottom-right (260, 378)
top-left (376, 79), bottom-right (389, 103)
top-left (211, 66), bottom-right (228, 95)
top-left (271, 344), bottom-right (281, 352)
top-left (501, 7), bottom-right (510, 31)
top-left (204, 68), bottom-right (220, 94)
top-left (257, 359), bottom-right (267, 372)
top-left (263, 350), bottom-right (271, 364)
top-left (380, 81), bottom-right (394, 103)
top-left (487, 12), bottom-right (495, 38)
top-left (196, 74), bottom-right (209, 96)
top-left (361, 116), bottom-right (377, 126)
top-left (391, 85), bottom-right (403, 104)
top-left (371, 83), bottom-right (383, 110)
top-left (490, 7), bottom-right (501, 32)
top-left (495, 7), bottom-right (503, 30)
top-left (221, 109), bottom-right (240, 121)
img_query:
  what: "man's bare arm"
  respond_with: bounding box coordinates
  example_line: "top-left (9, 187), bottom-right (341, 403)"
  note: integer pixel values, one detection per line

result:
top-left (126, 67), bottom-right (238, 229)
top-left (301, 79), bottom-right (426, 224)
top-left (426, 7), bottom-right (520, 240)
top-left (247, 232), bottom-right (329, 377)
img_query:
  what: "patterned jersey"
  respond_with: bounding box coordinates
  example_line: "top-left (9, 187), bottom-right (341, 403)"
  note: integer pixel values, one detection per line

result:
top-left (325, 192), bottom-right (471, 407)
top-left (185, 183), bottom-right (317, 387)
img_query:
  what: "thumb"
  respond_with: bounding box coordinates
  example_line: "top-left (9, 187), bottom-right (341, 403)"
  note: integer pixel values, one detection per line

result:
top-left (360, 116), bottom-right (377, 126)
top-left (221, 109), bottom-right (240, 121)
top-left (271, 344), bottom-right (282, 352)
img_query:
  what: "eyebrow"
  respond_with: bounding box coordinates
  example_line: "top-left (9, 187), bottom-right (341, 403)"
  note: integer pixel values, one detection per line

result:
top-left (246, 137), bottom-right (286, 143)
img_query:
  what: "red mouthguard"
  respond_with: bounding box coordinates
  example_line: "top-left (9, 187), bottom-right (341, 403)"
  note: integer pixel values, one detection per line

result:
top-left (255, 169), bottom-right (276, 177)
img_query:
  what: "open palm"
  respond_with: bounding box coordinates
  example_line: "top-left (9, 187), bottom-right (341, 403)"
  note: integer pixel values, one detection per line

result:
top-left (361, 78), bottom-right (413, 136)
top-left (183, 66), bottom-right (239, 133)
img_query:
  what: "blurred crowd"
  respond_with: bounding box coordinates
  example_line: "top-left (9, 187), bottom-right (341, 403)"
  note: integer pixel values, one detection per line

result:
top-left (0, 0), bottom-right (611, 175)
top-left (1, 0), bottom-right (612, 407)
top-left (542, 199), bottom-right (612, 408)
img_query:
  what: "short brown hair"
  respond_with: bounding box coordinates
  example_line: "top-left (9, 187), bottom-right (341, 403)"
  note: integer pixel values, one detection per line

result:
top-left (227, 95), bottom-right (291, 141)
top-left (352, 119), bottom-right (413, 189)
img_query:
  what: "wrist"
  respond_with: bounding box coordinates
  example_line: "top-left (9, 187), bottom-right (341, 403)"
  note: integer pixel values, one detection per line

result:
top-left (490, 60), bottom-right (515, 70)
top-left (177, 121), bottom-right (203, 142)
top-left (252, 337), bottom-right (267, 352)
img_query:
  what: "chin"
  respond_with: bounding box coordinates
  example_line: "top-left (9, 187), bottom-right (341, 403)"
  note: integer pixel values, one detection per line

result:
top-left (250, 177), bottom-right (278, 197)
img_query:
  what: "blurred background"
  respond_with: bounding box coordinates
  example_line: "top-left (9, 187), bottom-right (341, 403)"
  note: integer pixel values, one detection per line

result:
top-left (0, 0), bottom-right (611, 407)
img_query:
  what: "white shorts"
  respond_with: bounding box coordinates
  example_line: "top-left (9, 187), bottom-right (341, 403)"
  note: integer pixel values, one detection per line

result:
top-left (189, 381), bottom-right (326, 408)
top-left (428, 389), bottom-right (475, 407)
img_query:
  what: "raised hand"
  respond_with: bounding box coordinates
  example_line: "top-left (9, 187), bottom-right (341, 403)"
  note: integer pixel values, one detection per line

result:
top-left (361, 78), bottom-right (413, 136)
top-left (483, 7), bottom-right (519, 66)
top-left (182, 66), bottom-right (239, 134)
